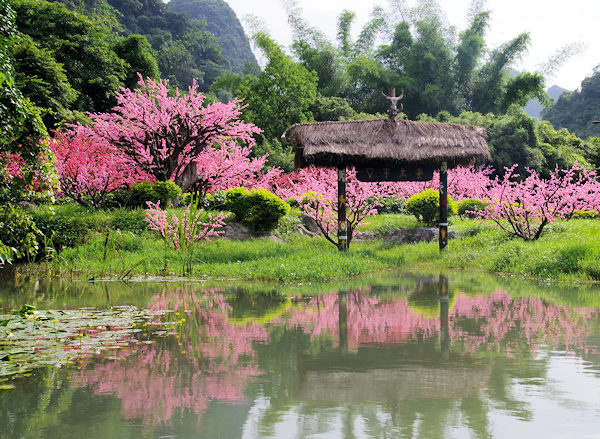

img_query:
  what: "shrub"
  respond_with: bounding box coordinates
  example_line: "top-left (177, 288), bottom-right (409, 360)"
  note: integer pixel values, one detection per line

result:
top-left (457, 198), bottom-right (488, 218)
top-left (373, 196), bottom-right (405, 214)
top-left (182, 191), bottom-right (227, 210)
top-left (31, 205), bottom-right (108, 252)
top-left (224, 187), bottom-right (290, 234)
top-left (405, 189), bottom-right (457, 226)
top-left (0, 205), bottom-right (42, 261)
top-left (129, 181), bottom-right (181, 208)
top-left (573, 210), bottom-right (598, 219)
top-left (109, 208), bottom-right (148, 234)
top-left (153, 181), bottom-right (182, 207)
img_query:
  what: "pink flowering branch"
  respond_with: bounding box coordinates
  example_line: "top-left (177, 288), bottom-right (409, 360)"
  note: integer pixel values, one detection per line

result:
top-left (145, 201), bottom-right (230, 275)
top-left (272, 166), bottom-right (395, 246)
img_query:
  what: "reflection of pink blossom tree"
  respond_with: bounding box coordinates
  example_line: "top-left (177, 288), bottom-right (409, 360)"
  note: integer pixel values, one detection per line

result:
top-left (75, 289), bottom-right (268, 426)
top-left (281, 290), bottom-right (598, 355)
top-left (74, 287), bottom-right (598, 428)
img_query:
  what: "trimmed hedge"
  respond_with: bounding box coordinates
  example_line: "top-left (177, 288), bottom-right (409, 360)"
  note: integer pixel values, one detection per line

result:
top-left (224, 187), bottom-right (290, 233)
top-left (405, 189), bottom-right (457, 226)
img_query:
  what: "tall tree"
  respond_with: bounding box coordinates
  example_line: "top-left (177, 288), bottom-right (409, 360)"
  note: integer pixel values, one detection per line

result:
top-left (0, 0), bottom-right (56, 203)
top-left (235, 33), bottom-right (318, 140)
top-left (14, 0), bottom-right (126, 113)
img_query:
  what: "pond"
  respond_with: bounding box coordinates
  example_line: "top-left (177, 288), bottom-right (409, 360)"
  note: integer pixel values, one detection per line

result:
top-left (1, 270), bottom-right (600, 438)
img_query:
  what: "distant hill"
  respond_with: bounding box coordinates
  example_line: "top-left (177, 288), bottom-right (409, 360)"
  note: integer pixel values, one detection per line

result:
top-left (167, 0), bottom-right (257, 73)
top-left (542, 68), bottom-right (600, 138)
top-left (525, 84), bottom-right (569, 120)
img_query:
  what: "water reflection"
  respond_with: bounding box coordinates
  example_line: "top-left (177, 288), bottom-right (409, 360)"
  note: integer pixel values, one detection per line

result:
top-left (1, 273), bottom-right (600, 438)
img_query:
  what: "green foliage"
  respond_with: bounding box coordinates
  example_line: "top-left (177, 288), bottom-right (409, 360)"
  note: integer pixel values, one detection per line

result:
top-left (283, 5), bottom-right (546, 119)
top-left (251, 136), bottom-right (295, 172)
top-left (31, 205), bottom-right (98, 251)
top-left (0, 0), bottom-right (54, 203)
top-left (0, 205), bottom-right (42, 261)
top-left (372, 196), bottom-right (406, 214)
top-left (405, 189), bottom-right (457, 226)
top-left (14, 0), bottom-right (126, 113)
top-left (457, 198), bottom-right (487, 218)
top-left (31, 204), bottom-right (149, 253)
top-left (129, 181), bottom-right (182, 208)
top-left (311, 95), bottom-right (356, 122)
top-left (542, 66), bottom-right (600, 139)
top-left (10, 34), bottom-right (78, 126)
top-left (573, 210), bottom-right (598, 219)
top-left (224, 187), bottom-right (291, 234)
top-left (113, 34), bottom-right (159, 89)
top-left (236, 33), bottom-right (318, 139)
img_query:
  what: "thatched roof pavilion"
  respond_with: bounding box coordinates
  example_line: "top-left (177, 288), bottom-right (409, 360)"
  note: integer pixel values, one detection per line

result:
top-left (284, 118), bottom-right (490, 169)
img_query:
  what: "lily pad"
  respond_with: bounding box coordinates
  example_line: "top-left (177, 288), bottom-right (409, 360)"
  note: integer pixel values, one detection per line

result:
top-left (0, 305), bottom-right (169, 387)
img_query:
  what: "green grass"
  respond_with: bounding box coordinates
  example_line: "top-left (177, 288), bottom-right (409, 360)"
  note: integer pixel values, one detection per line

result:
top-left (25, 208), bottom-right (600, 283)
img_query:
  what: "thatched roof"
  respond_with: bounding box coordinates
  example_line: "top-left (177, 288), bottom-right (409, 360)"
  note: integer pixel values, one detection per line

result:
top-left (284, 118), bottom-right (490, 169)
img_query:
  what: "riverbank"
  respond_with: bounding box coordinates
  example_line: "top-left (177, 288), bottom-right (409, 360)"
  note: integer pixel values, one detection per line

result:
top-left (17, 211), bottom-right (600, 283)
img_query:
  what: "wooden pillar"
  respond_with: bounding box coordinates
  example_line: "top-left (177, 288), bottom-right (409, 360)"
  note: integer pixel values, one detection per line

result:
top-left (439, 161), bottom-right (448, 252)
top-left (439, 274), bottom-right (450, 360)
top-left (337, 166), bottom-right (348, 252)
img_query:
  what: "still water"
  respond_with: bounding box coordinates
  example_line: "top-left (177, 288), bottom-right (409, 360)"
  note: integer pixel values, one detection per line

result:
top-left (1, 271), bottom-right (600, 438)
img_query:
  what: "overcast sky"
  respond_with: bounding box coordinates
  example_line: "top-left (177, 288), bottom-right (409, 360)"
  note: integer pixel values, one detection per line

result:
top-left (224, 0), bottom-right (598, 91)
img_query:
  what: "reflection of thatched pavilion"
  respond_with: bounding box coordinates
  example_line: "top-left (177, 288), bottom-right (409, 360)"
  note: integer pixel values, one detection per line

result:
top-left (298, 365), bottom-right (491, 403)
top-left (287, 119), bottom-right (490, 169)
top-left (284, 116), bottom-right (490, 251)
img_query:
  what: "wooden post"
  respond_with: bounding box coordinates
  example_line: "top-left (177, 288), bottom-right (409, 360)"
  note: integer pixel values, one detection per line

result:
top-left (439, 274), bottom-right (450, 360)
top-left (338, 290), bottom-right (348, 354)
top-left (439, 161), bottom-right (448, 252)
top-left (337, 166), bottom-right (348, 252)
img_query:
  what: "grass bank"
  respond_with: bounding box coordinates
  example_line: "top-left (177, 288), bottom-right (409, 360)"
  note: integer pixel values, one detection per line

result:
top-left (21, 207), bottom-right (600, 283)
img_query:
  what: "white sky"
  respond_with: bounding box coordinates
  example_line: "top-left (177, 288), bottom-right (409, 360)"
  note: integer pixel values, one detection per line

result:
top-left (224, 0), bottom-right (599, 91)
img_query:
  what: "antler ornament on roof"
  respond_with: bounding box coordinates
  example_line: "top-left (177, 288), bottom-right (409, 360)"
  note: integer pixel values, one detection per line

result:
top-left (381, 88), bottom-right (404, 122)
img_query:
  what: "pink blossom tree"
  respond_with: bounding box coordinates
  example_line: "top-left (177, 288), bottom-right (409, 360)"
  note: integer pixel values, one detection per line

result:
top-left (191, 143), bottom-right (282, 195)
top-left (473, 164), bottom-right (600, 241)
top-left (77, 77), bottom-right (262, 192)
top-left (273, 166), bottom-right (396, 246)
top-left (50, 131), bottom-right (147, 207)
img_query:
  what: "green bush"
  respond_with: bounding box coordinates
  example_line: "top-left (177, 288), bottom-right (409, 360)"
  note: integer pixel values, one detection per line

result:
top-left (31, 205), bottom-right (107, 252)
top-left (153, 181), bottom-right (182, 207)
top-left (573, 210), bottom-right (598, 219)
top-left (0, 205), bottom-right (43, 261)
top-left (405, 189), bottom-right (457, 226)
top-left (373, 196), bottom-right (405, 214)
top-left (182, 191), bottom-right (227, 210)
top-left (109, 208), bottom-right (148, 234)
top-left (224, 187), bottom-right (290, 234)
top-left (457, 198), bottom-right (488, 218)
top-left (129, 181), bottom-right (181, 208)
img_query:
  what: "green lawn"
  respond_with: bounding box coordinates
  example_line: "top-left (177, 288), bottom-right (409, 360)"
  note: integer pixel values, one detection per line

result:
top-left (27, 207), bottom-right (600, 283)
